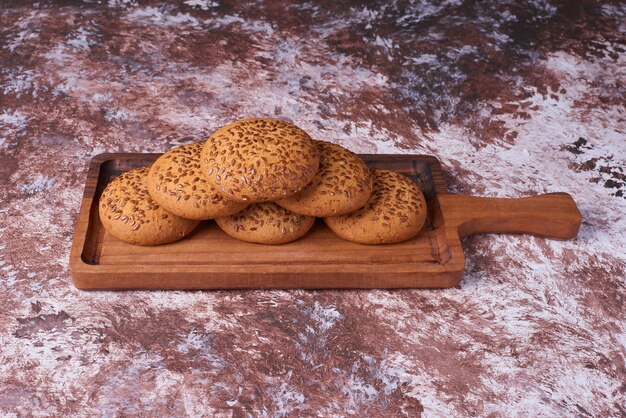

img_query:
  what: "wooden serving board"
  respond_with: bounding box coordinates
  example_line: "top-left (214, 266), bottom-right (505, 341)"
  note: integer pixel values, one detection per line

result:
top-left (70, 153), bottom-right (582, 290)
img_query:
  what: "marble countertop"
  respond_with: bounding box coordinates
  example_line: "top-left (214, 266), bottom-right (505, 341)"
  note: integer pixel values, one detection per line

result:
top-left (1, 1), bottom-right (624, 416)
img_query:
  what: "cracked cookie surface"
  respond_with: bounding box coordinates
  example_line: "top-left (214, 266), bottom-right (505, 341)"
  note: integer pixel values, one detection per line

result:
top-left (324, 169), bottom-right (427, 244)
top-left (148, 142), bottom-right (248, 220)
top-left (216, 202), bottom-right (315, 244)
top-left (277, 140), bottom-right (373, 217)
top-left (99, 167), bottom-right (200, 245)
top-left (200, 118), bottom-right (319, 203)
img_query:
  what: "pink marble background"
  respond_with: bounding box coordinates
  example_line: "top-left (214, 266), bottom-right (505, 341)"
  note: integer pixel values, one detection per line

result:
top-left (1, 1), bottom-right (625, 416)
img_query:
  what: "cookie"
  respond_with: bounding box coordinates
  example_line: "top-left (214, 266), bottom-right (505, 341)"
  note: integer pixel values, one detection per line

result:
top-left (215, 202), bottom-right (315, 244)
top-left (276, 140), bottom-right (373, 216)
top-left (324, 169), bottom-right (427, 244)
top-left (147, 142), bottom-right (248, 220)
top-left (200, 118), bottom-right (319, 203)
top-left (99, 167), bottom-right (200, 246)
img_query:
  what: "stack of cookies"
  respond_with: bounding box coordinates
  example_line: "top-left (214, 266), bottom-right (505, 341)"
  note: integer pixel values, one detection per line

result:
top-left (99, 118), bottom-right (428, 246)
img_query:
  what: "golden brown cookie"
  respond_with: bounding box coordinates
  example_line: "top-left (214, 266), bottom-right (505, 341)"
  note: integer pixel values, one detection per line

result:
top-left (200, 118), bottom-right (319, 203)
top-left (324, 169), bottom-right (427, 244)
top-left (276, 140), bottom-right (373, 216)
top-left (147, 142), bottom-right (248, 220)
top-left (215, 202), bottom-right (315, 244)
top-left (99, 167), bottom-right (200, 246)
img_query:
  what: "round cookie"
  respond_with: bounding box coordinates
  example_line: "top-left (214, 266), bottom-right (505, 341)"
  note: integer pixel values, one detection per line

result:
top-left (147, 142), bottom-right (248, 220)
top-left (215, 202), bottom-right (315, 244)
top-left (324, 169), bottom-right (427, 244)
top-left (200, 118), bottom-right (319, 203)
top-left (99, 167), bottom-right (200, 246)
top-left (276, 140), bottom-right (373, 216)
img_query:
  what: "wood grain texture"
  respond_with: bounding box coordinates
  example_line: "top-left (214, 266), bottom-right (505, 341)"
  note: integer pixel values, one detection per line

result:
top-left (439, 193), bottom-right (582, 239)
top-left (69, 153), bottom-right (581, 290)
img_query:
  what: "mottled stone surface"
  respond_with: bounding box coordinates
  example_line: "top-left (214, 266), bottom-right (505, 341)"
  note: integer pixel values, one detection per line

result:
top-left (1, 1), bottom-right (625, 416)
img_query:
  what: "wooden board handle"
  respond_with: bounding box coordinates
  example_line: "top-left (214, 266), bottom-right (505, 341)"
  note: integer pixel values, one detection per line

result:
top-left (438, 193), bottom-right (582, 240)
